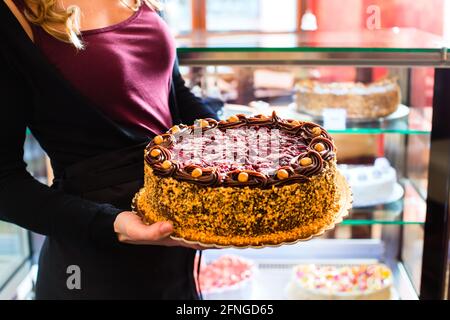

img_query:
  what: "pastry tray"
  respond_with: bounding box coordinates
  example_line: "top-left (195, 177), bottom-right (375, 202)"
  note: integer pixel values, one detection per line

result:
top-left (287, 103), bottom-right (410, 124)
top-left (197, 258), bottom-right (398, 300)
top-left (132, 171), bottom-right (352, 249)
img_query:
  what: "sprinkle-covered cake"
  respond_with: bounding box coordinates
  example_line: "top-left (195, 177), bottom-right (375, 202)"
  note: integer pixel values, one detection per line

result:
top-left (295, 78), bottom-right (401, 119)
top-left (286, 264), bottom-right (393, 300)
top-left (133, 112), bottom-right (348, 247)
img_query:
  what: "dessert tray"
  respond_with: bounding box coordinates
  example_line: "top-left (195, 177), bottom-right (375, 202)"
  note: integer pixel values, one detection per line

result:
top-left (284, 262), bottom-right (396, 300)
top-left (287, 103), bottom-right (410, 124)
top-left (132, 170), bottom-right (352, 249)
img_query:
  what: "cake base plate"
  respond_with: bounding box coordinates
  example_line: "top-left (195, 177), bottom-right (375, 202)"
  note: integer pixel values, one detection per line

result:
top-left (285, 281), bottom-right (397, 300)
top-left (132, 171), bottom-right (352, 249)
top-left (286, 103), bottom-right (410, 124)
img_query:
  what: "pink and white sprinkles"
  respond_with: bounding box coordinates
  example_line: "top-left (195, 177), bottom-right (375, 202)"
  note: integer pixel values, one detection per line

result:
top-left (197, 255), bottom-right (254, 293)
top-left (295, 264), bottom-right (392, 294)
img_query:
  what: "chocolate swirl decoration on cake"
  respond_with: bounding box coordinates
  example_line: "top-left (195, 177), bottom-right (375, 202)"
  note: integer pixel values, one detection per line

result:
top-left (276, 118), bottom-right (304, 133)
top-left (268, 166), bottom-right (310, 187)
top-left (173, 164), bottom-right (221, 187)
top-left (297, 122), bottom-right (332, 143)
top-left (145, 111), bottom-right (336, 188)
top-left (218, 114), bottom-right (249, 130)
top-left (247, 113), bottom-right (276, 127)
top-left (145, 146), bottom-right (172, 165)
top-left (191, 118), bottom-right (219, 133)
top-left (150, 133), bottom-right (176, 149)
top-left (152, 159), bottom-right (179, 177)
top-left (309, 137), bottom-right (336, 161)
top-left (290, 150), bottom-right (324, 177)
top-left (223, 170), bottom-right (268, 188)
top-left (168, 124), bottom-right (190, 135)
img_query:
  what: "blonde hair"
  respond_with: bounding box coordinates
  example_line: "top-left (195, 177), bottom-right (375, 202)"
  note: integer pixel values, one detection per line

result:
top-left (23, 0), bottom-right (162, 49)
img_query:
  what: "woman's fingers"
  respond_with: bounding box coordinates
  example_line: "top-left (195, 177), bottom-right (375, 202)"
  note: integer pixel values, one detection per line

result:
top-left (127, 221), bottom-right (174, 242)
top-left (114, 211), bottom-right (174, 242)
top-left (114, 211), bottom-right (213, 250)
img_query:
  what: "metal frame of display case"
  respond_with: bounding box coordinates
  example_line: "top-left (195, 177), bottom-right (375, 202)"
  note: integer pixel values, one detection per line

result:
top-left (177, 49), bottom-right (450, 67)
top-left (176, 29), bottom-right (450, 67)
top-left (177, 33), bottom-right (450, 300)
top-left (421, 69), bottom-right (450, 300)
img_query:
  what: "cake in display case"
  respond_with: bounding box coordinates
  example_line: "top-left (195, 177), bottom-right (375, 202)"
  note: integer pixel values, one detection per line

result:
top-left (163, 22), bottom-right (450, 299)
top-left (133, 112), bottom-right (352, 247)
top-left (196, 255), bottom-right (255, 300)
top-left (339, 158), bottom-right (404, 208)
top-left (286, 263), bottom-right (393, 300)
top-left (295, 78), bottom-right (401, 120)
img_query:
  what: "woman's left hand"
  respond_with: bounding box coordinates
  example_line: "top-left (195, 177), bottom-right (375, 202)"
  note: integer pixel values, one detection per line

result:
top-left (113, 211), bottom-right (206, 250)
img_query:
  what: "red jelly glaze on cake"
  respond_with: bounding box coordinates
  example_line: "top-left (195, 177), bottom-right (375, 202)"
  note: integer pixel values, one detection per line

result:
top-left (145, 112), bottom-right (336, 188)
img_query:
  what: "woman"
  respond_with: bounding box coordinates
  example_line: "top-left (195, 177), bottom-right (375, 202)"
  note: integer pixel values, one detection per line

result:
top-left (0, 0), bottom-right (217, 299)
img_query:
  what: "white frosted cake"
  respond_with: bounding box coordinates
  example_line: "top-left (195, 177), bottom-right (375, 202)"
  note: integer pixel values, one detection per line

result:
top-left (339, 158), bottom-right (399, 207)
top-left (287, 263), bottom-right (393, 300)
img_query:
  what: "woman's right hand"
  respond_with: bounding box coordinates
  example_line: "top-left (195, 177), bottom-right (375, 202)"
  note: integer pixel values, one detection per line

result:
top-left (114, 211), bottom-right (205, 250)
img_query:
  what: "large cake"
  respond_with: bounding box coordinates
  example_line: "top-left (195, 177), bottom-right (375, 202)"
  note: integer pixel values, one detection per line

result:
top-left (133, 112), bottom-right (348, 247)
top-left (295, 78), bottom-right (401, 119)
top-left (286, 263), bottom-right (393, 300)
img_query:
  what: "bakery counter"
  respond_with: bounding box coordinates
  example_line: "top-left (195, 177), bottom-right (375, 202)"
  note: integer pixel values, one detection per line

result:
top-left (200, 239), bottom-right (418, 300)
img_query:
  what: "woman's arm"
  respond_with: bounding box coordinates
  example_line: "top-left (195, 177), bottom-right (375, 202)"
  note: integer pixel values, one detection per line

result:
top-left (0, 52), bottom-right (202, 249)
top-left (0, 49), bottom-right (125, 247)
top-left (0, 2), bottom-right (207, 250)
top-left (0, 49), bottom-right (204, 250)
top-left (171, 60), bottom-right (221, 124)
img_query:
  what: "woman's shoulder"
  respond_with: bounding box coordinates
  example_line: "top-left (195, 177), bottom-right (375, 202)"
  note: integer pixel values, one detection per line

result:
top-left (2, 0), bottom-right (34, 41)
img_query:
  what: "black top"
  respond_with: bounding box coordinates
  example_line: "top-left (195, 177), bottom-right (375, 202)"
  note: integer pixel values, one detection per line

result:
top-left (0, 3), bottom-right (218, 249)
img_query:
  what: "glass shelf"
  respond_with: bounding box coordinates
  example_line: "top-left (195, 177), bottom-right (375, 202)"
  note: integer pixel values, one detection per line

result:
top-left (176, 28), bottom-right (449, 66)
top-left (178, 29), bottom-right (445, 51)
top-left (272, 105), bottom-right (432, 135)
top-left (219, 105), bottom-right (432, 135)
top-left (341, 180), bottom-right (426, 226)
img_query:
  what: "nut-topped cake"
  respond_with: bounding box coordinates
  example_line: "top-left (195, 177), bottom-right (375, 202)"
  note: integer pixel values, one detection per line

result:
top-left (133, 112), bottom-right (349, 247)
top-left (295, 78), bottom-right (401, 119)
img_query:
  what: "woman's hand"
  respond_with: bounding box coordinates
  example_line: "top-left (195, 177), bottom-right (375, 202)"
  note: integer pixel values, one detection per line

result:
top-left (113, 211), bottom-right (205, 249)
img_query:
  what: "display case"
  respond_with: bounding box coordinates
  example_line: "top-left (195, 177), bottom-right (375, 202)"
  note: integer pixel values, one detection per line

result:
top-left (0, 135), bottom-right (46, 299)
top-left (174, 28), bottom-right (450, 300)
